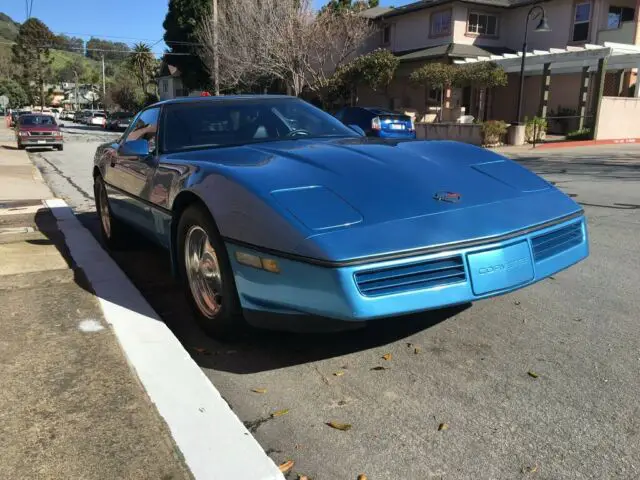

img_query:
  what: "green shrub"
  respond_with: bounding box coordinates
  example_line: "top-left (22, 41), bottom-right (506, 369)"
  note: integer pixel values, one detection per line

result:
top-left (525, 116), bottom-right (547, 143)
top-left (566, 128), bottom-right (591, 140)
top-left (481, 120), bottom-right (508, 145)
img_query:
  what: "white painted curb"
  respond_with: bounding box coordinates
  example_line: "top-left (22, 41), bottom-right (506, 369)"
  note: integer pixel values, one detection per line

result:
top-left (44, 198), bottom-right (285, 480)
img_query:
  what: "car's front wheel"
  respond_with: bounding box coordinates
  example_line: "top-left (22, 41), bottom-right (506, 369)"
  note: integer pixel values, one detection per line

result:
top-left (93, 175), bottom-right (132, 250)
top-left (177, 204), bottom-right (244, 339)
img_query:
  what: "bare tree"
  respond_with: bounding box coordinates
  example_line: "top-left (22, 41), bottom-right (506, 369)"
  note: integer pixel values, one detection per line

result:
top-left (197, 0), bottom-right (373, 96)
top-left (303, 9), bottom-right (374, 97)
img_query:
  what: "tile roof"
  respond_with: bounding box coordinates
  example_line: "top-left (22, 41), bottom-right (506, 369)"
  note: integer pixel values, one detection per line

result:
top-left (396, 43), bottom-right (516, 61)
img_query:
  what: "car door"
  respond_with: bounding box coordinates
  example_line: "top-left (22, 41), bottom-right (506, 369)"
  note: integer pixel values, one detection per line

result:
top-left (103, 107), bottom-right (160, 234)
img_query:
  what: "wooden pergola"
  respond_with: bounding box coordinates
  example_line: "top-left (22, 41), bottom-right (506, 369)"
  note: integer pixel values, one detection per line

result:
top-left (454, 42), bottom-right (640, 136)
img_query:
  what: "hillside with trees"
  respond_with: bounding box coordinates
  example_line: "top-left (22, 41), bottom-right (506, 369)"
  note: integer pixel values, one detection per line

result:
top-left (0, 12), bottom-right (158, 111)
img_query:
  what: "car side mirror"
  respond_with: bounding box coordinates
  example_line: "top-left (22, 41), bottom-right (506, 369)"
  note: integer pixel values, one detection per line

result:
top-left (119, 139), bottom-right (150, 157)
top-left (348, 124), bottom-right (366, 137)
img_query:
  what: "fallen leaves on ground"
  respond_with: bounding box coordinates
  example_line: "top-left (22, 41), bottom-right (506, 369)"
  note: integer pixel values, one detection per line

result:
top-left (438, 423), bottom-right (449, 431)
top-left (382, 353), bottom-right (392, 361)
top-left (251, 388), bottom-right (267, 394)
top-left (298, 475), bottom-right (310, 480)
top-left (414, 347), bottom-right (421, 354)
top-left (528, 371), bottom-right (539, 379)
top-left (514, 301), bottom-right (521, 305)
top-left (333, 371), bottom-right (345, 377)
top-left (327, 421), bottom-right (352, 431)
top-left (370, 366), bottom-right (388, 371)
top-left (271, 409), bottom-right (290, 418)
top-left (522, 464), bottom-right (538, 474)
top-left (278, 460), bottom-right (294, 473)
top-left (357, 475), bottom-right (368, 480)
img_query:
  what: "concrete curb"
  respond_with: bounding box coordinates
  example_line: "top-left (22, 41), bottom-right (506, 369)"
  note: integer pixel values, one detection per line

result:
top-left (43, 198), bottom-right (285, 480)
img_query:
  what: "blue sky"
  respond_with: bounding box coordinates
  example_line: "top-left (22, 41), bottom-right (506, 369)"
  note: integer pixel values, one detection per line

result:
top-left (2, 0), bottom-right (399, 57)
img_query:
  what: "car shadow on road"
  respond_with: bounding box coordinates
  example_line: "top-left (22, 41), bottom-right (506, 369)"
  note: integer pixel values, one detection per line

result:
top-left (512, 151), bottom-right (640, 182)
top-left (38, 209), bottom-right (469, 374)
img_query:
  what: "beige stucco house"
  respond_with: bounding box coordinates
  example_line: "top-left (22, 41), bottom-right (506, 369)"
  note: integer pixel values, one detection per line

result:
top-left (360, 0), bottom-right (640, 130)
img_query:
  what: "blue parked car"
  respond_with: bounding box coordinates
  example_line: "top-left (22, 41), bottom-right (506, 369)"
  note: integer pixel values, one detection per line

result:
top-left (93, 95), bottom-right (588, 339)
top-left (334, 106), bottom-right (416, 139)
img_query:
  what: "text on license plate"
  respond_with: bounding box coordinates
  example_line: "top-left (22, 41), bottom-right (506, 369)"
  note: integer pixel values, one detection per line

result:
top-left (389, 124), bottom-right (405, 130)
top-left (37, 140), bottom-right (46, 144)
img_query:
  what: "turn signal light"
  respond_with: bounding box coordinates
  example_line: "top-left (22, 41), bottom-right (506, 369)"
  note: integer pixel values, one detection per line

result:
top-left (235, 251), bottom-right (280, 274)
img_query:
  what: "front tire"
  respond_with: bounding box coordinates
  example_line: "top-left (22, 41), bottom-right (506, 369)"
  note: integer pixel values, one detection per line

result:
top-left (17, 142), bottom-right (24, 150)
top-left (56, 144), bottom-right (63, 151)
top-left (177, 204), bottom-right (244, 339)
top-left (93, 175), bottom-right (133, 250)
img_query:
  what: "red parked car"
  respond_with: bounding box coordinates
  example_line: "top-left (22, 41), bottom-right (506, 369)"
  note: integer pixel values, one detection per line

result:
top-left (15, 114), bottom-right (64, 151)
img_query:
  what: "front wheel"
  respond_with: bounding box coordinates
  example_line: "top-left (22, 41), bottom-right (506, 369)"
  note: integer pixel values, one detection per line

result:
top-left (17, 142), bottom-right (24, 150)
top-left (177, 204), bottom-right (244, 339)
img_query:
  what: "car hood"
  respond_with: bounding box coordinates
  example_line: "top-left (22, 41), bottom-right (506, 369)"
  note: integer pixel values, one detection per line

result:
top-left (170, 138), bottom-right (582, 261)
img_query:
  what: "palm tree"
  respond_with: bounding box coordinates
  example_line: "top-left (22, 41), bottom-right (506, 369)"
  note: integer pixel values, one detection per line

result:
top-left (129, 42), bottom-right (155, 94)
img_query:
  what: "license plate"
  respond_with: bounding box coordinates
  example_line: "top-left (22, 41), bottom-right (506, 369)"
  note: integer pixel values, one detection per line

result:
top-left (37, 140), bottom-right (46, 144)
top-left (389, 124), bottom-right (405, 130)
top-left (467, 241), bottom-right (534, 296)
top-left (118, 123), bottom-right (129, 128)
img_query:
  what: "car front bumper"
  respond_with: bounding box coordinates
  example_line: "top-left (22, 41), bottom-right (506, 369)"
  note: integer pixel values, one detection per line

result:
top-left (227, 215), bottom-right (589, 322)
top-left (19, 138), bottom-right (63, 147)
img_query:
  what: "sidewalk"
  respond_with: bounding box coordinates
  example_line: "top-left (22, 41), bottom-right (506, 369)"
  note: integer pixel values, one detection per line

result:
top-left (0, 142), bottom-right (193, 479)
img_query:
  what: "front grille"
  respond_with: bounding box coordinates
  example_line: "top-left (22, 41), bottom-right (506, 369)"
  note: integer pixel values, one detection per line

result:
top-left (355, 255), bottom-right (466, 297)
top-left (531, 221), bottom-right (583, 262)
top-left (29, 131), bottom-right (54, 136)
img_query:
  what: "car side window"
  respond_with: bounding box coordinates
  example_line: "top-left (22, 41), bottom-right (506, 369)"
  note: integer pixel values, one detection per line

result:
top-left (334, 109), bottom-right (345, 122)
top-left (123, 107), bottom-right (160, 153)
top-left (341, 108), bottom-right (354, 125)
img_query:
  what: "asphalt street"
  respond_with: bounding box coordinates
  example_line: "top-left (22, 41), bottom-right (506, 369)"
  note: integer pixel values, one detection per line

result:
top-left (29, 133), bottom-right (640, 480)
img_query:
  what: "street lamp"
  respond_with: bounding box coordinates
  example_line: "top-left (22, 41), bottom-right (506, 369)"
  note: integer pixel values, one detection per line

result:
top-left (515, 5), bottom-right (551, 124)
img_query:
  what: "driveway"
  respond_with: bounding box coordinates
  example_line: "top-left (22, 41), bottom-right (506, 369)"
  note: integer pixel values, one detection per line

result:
top-left (30, 141), bottom-right (640, 479)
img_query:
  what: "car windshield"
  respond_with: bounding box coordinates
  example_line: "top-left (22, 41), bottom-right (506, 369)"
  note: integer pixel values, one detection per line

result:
top-left (93, 113), bottom-right (106, 118)
top-left (163, 98), bottom-right (358, 152)
top-left (20, 115), bottom-right (56, 126)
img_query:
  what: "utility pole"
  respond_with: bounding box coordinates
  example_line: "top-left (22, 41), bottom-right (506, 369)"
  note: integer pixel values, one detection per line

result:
top-left (213, 0), bottom-right (219, 96)
top-left (101, 54), bottom-right (106, 106)
top-left (73, 70), bottom-right (79, 111)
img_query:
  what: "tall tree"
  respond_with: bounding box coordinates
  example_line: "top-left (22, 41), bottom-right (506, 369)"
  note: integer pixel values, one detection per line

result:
top-left (198, 0), bottom-right (373, 96)
top-left (11, 18), bottom-right (54, 109)
top-left (128, 43), bottom-right (155, 94)
top-left (321, 0), bottom-right (379, 14)
top-left (163, 0), bottom-right (211, 91)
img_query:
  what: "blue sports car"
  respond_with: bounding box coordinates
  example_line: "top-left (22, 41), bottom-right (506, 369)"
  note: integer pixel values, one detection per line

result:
top-left (93, 95), bottom-right (588, 338)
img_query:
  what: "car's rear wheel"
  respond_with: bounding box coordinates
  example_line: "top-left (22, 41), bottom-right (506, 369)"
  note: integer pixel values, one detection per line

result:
top-left (94, 175), bottom-right (132, 250)
top-left (56, 145), bottom-right (63, 151)
top-left (177, 204), bottom-right (244, 339)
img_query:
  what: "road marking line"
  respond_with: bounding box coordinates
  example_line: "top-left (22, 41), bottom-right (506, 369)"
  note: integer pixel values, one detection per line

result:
top-left (44, 198), bottom-right (284, 480)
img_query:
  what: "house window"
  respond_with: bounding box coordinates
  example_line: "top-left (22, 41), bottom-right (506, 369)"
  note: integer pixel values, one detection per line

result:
top-left (467, 12), bottom-right (498, 36)
top-left (428, 87), bottom-right (442, 102)
top-left (431, 10), bottom-right (452, 36)
top-left (162, 79), bottom-right (168, 93)
top-left (382, 25), bottom-right (391, 44)
top-left (572, 1), bottom-right (591, 42)
top-left (607, 6), bottom-right (635, 29)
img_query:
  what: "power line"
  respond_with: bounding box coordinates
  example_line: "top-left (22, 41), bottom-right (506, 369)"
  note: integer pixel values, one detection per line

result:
top-left (0, 40), bottom-right (194, 56)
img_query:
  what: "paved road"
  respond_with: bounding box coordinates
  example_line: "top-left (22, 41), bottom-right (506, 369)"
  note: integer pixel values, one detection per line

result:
top-left (30, 139), bottom-right (640, 480)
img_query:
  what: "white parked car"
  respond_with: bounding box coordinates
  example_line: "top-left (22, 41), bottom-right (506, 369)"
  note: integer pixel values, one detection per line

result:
top-left (88, 112), bottom-right (107, 127)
